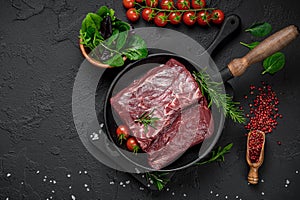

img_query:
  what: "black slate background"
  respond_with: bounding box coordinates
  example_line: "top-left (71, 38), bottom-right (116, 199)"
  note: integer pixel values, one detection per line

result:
top-left (0, 0), bottom-right (300, 199)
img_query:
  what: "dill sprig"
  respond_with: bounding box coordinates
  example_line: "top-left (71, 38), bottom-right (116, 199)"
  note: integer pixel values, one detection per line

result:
top-left (134, 109), bottom-right (160, 133)
top-left (192, 71), bottom-right (246, 124)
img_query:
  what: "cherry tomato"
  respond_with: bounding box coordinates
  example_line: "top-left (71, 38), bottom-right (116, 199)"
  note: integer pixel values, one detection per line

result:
top-left (146, 0), bottom-right (159, 7)
top-left (160, 0), bottom-right (174, 10)
top-left (135, 0), bottom-right (144, 3)
top-left (126, 8), bottom-right (140, 22)
top-left (197, 11), bottom-right (210, 26)
top-left (168, 12), bottom-right (182, 25)
top-left (126, 137), bottom-right (140, 153)
top-left (116, 125), bottom-right (130, 144)
top-left (191, 0), bottom-right (206, 9)
top-left (123, 0), bottom-right (135, 9)
top-left (154, 12), bottom-right (168, 27)
top-left (183, 11), bottom-right (196, 26)
top-left (142, 8), bottom-right (155, 21)
top-left (176, 0), bottom-right (190, 10)
top-left (211, 9), bottom-right (225, 25)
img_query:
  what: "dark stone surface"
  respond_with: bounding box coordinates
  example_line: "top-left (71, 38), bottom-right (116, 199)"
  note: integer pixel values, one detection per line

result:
top-left (0, 0), bottom-right (300, 199)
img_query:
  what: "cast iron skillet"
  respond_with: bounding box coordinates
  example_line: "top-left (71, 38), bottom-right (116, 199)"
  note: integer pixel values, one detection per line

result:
top-left (101, 17), bottom-right (299, 171)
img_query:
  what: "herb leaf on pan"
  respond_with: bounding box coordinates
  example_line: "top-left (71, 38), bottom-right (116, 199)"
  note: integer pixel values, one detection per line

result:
top-left (193, 71), bottom-right (246, 124)
top-left (134, 109), bottom-right (160, 133)
top-left (196, 143), bottom-right (233, 165)
top-left (262, 52), bottom-right (286, 75)
top-left (245, 22), bottom-right (272, 37)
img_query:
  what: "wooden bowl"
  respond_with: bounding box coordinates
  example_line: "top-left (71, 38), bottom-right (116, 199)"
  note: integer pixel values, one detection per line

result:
top-left (79, 38), bottom-right (127, 69)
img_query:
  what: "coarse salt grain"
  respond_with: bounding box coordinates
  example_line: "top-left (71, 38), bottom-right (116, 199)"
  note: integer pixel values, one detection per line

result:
top-left (51, 190), bottom-right (55, 193)
top-left (84, 184), bottom-right (88, 187)
top-left (53, 180), bottom-right (56, 184)
top-left (69, 186), bottom-right (72, 189)
top-left (286, 179), bottom-right (290, 184)
top-left (261, 192), bottom-right (265, 195)
top-left (147, 184), bottom-right (151, 187)
top-left (6, 198), bottom-right (9, 200)
top-left (261, 179), bottom-right (264, 183)
top-left (122, 185), bottom-right (126, 187)
top-left (43, 179), bottom-right (46, 182)
top-left (50, 180), bottom-right (52, 183)
top-left (125, 180), bottom-right (130, 184)
top-left (87, 188), bottom-right (90, 192)
top-left (109, 181), bottom-right (114, 185)
top-left (225, 196), bottom-right (228, 199)
top-left (67, 174), bottom-right (71, 178)
top-left (210, 191), bottom-right (213, 194)
top-left (84, 171), bottom-right (88, 174)
top-left (7, 173), bottom-right (11, 177)
top-left (172, 192), bottom-right (175, 196)
top-left (285, 184), bottom-right (288, 188)
top-left (44, 176), bottom-right (47, 178)
top-left (296, 170), bottom-right (299, 174)
top-left (139, 187), bottom-right (144, 191)
top-left (36, 171), bottom-right (40, 174)
top-left (166, 188), bottom-right (169, 191)
top-left (71, 195), bottom-right (76, 200)
top-left (120, 182), bottom-right (123, 185)
top-left (149, 180), bottom-right (154, 184)
top-left (236, 196), bottom-right (239, 199)
top-left (79, 171), bottom-right (82, 174)
top-left (216, 194), bottom-right (219, 197)
top-left (50, 197), bottom-right (53, 199)
top-left (183, 193), bottom-right (187, 197)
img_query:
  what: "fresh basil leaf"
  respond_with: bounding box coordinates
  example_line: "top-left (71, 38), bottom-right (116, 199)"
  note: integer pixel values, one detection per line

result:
top-left (97, 6), bottom-right (110, 18)
top-left (262, 52), bottom-right (285, 75)
top-left (103, 54), bottom-right (124, 67)
top-left (240, 41), bottom-right (260, 50)
top-left (116, 31), bottom-right (128, 51)
top-left (245, 22), bottom-right (272, 37)
top-left (105, 29), bottom-right (119, 46)
top-left (114, 20), bottom-right (131, 31)
top-left (85, 13), bottom-right (102, 31)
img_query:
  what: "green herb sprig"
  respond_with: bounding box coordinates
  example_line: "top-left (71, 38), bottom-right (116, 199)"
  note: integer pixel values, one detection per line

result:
top-left (146, 172), bottom-right (169, 191)
top-left (192, 71), bottom-right (245, 124)
top-left (196, 143), bottom-right (233, 165)
top-left (134, 109), bottom-right (160, 133)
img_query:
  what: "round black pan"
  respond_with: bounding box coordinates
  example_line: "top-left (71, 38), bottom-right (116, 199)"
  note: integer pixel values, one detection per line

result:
top-left (98, 17), bottom-right (298, 172)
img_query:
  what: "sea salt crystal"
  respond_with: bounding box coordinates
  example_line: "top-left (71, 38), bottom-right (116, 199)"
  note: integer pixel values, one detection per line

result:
top-left (109, 181), bottom-right (114, 185)
top-left (261, 179), bottom-right (264, 183)
top-left (149, 180), bottom-right (154, 184)
top-left (44, 176), bottom-right (47, 178)
top-left (36, 171), bottom-right (40, 174)
top-left (172, 192), bottom-right (175, 196)
top-left (286, 179), bottom-right (290, 185)
top-left (67, 174), bottom-right (71, 178)
top-left (183, 193), bottom-right (187, 197)
top-left (71, 195), bottom-right (76, 200)
top-left (296, 170), bottom-right (299, 174)
top-left (49, 180), bottom-right (52, 183)
top-left (210, 191), bottom-right (213, 194)
top-left (141, 175), bottom-right (145, 178)
top-left (69, 186), bottom-right (72, 189)
top-left (50, 197), bottom-right (53, 199)
top-left (79, 171), bottom-right (82, 174)
top-left (139, 187), bottom-right (144, 191)
top-left (236, 196), bottom-right (239, 198)
top-left (51, 190), bottom-right (55, 193)
top-left (87, 188), bottom-right (90, 192)
top-left (120, 182), bottom-right (123, 185)
top-left (84, 171), bottom-right (88, 174)
top-left (166, 188), bottom-right (170, 191)
top-left (6, 198), bottom-right (9, 200)
top-left (53, 180), bottom-right (57, 184)
top-left (7, 173), bottom-right (11, 177)
top-left (84, 184), bottom-right (88, 188)
top-left (261, 192), bottom-right (265, 196)
top-left (225, 196), bottom-right (228, 199)
top-left (147, 184), bottom-right (151, 187)
top-left (285, 184), bottom-right (288, 187)
top-left (125, 180), bottom-right (130, 184)
top-left (216, 194), bottom-right (219, 197)
top-left (122, 185), bottom-right (126, 187)
top-left (43, 179), bottom-right (46, 182)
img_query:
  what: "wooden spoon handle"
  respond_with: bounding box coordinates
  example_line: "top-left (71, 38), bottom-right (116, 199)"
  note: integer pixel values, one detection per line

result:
top-left (228, 25), bottom-right (299, 77)
top-left (248, 167), bottom-right (259, 184)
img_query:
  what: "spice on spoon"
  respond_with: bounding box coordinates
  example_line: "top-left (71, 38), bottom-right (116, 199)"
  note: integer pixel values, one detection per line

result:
top-left (246, 130), bottom-right (266, 184)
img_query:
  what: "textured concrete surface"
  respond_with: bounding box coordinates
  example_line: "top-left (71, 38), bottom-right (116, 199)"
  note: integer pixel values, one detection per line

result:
top-left (0, 0), bottom-right (300, 199)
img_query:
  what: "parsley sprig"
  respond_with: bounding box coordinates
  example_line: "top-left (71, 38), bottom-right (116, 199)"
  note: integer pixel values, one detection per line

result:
top-left (192, 71), bottom-right (246, 124)
top-left (134, 109), bottom-right (160, 133)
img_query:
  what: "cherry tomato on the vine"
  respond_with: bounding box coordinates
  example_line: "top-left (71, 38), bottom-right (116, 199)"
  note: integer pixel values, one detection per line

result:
top-left (191, 0), bottom-right (206, 9)
top-left (123, 0), bottom-right (135, 9)
top-left (126, 137), bottom-right (140, 153)
top-left (176, 0), bottom-right (190, 10)
top-left (142, 8), bottom-right (155, 21)
top-left (211, 9), bottom-right (225, 25)
top-left (126, 8), bottom-right (140, 22)
top-left (116, 125), bottom-right (130, 144)
top-left (168, 12), bottom-right (182, 25)
top-left (183, 11), bottom-right (196, 26)
top-left (146, 0), bottom-right (159, 8)
top-left (154, 12), bottom-right (168, 27)
top-left (160, 0), bottom-right (175, 10)
top-left (197, 11), bottom-right (211, 26)
top-left (135, 0), bottom-right (144, 3)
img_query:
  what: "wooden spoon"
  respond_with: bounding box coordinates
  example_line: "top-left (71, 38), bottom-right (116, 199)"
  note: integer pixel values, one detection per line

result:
top-left (246, 130), bottom-right (266, 184)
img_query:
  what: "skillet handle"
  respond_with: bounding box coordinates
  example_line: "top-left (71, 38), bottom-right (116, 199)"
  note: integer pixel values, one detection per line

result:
top-left (226, 25), bottom-right (299, 78)
top-left (206, 15), bottom-right (241, 56)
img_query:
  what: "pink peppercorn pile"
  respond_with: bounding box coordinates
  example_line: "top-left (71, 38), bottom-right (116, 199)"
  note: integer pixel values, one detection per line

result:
top-left (248, 130), bottom-right (264, 163)
top-left (244, 82), bottom-right (282, 134)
